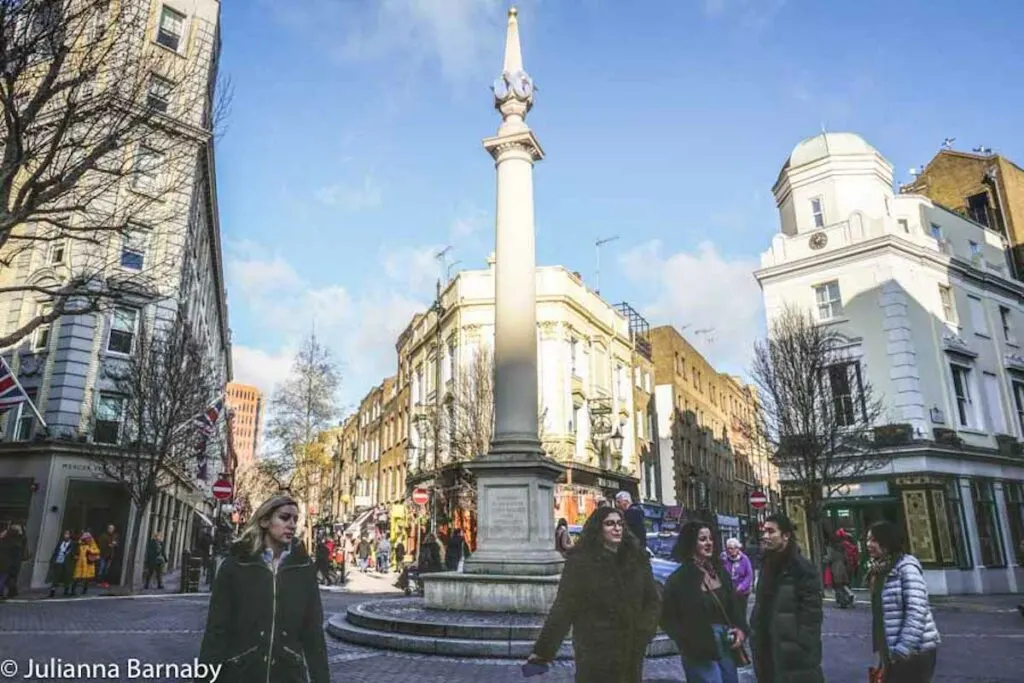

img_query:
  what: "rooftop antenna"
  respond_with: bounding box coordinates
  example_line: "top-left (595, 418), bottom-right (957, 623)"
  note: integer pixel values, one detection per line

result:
top-left (973, 145), bottom-right (992, 155)
top-left (941, 137), bottom-right (956, 149)
top-left (435, 245), bottom-right (452, 284)
top-left (447, 259), bottom-right (462, 281)
top-left (595, 235), bottom-right (619, 296)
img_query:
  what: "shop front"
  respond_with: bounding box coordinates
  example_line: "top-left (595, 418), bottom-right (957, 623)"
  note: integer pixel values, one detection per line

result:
top-left (782, 467), bottom-right (1024, 595)
top-left (554, 463), bottom-right (640, 527)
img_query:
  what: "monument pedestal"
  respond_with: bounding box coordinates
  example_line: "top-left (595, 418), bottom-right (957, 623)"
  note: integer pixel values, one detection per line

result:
top-left (422, 454), bottom-right (565, 613)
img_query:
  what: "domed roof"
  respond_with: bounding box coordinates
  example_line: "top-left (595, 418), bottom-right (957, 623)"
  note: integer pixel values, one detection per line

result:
top-left (788, 132), bottom-right (878, 168)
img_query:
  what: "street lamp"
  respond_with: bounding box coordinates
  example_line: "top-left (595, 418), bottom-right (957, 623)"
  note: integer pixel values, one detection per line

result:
top-left (610, 427), bottom-right (624, 452)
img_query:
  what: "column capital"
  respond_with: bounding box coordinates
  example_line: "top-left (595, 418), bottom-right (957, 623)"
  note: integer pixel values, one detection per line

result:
top-left (483, 129), bottom-right (544, 162)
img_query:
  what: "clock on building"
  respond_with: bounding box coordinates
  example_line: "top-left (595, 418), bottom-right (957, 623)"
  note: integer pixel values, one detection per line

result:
top-left (809, 231), bottom-right (828, 250)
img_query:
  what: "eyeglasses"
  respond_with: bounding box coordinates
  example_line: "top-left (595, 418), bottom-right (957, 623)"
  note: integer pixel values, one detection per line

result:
top-left (603, 520), bottom-right (624, 528)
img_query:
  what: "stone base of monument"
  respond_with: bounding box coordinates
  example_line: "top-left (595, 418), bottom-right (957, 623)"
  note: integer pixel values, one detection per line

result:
top-left (326, 597), bottom-right (680, 660)
top-left (422, 570), bottom-right (559, 613)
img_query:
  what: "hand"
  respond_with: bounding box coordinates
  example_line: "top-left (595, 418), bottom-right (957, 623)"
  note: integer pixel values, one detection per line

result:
top-left (728, 628), bottom-right (745, 649)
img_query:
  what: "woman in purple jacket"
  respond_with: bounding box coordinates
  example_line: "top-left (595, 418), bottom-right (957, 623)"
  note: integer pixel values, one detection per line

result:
top-left (721, 538), bottom-right (754, 614)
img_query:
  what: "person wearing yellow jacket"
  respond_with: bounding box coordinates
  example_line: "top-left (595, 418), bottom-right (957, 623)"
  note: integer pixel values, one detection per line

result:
top-left (71, 531), bottom-right (100, 596)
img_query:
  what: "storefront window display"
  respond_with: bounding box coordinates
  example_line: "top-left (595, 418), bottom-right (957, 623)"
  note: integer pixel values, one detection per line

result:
top-left (1003, 482), bottom-right (1024, 565)
top-left (946, 481), bottom-right (973, 570)
top-left (971, 480), bottom-right (1005, 568)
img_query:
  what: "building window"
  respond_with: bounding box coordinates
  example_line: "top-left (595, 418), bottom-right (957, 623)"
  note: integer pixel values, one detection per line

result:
top-left (1013, 382), bottom-right (1024, 437)
top-left (33, 304), bottom-right (52, 351)
top-left (897, 218), bottom-right (909, 233)
top-left (968, 295), bottom-right (987, 335)
top-left (938, 285), bottom-right (956, 323)
top-left (13, 388), bottom-right (38, 441)
top-left (94, 393), bottom-right (125, 444)
top-left (814, 281), bottom-right (842, 321)
top-left (969, 240), bottom-right (981, 263)
top-left (999, 306), bottom-right (1014, 343)
top-left (1004, 483), bottom-right (1024, 565)
top-left (971, 480), bottom-right (1005, 567)
top-left (930, 223), bottom-right (943, 240)
top-left (810, 197), bottom-right (825, 228)
top-left (967, 192), bottom-right (990, 227)
top-left (827, 361), bottom-right (864, 427)
top-left (131, 144), bottom-right (162, 192)
top-left (156, 5), bottom-right (186, 51)
top-left (48, 239), bottom-right (66, 265)
top-left (946, 482), bottom-right (973, 569)
top-left (949, 363), bottom-right (977, 428)
top-left (107, 308), bottom-right (138, 355)
top-left (120, 227), bottom-right (148, 270)
top-left (982, 372), bottom-right (1006, 434)
top-left (147, 73), bottom-right (173, 113)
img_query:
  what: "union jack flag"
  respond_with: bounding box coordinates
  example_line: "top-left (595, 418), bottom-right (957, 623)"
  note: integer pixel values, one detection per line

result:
top-left (0, 355), bottom-right (31, 412)
top-left (194, 395), bottom-right (225, 436)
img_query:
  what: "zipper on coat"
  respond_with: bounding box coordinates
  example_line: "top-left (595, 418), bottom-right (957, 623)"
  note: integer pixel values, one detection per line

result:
top-left (266, 562), bottom-right (279, 683)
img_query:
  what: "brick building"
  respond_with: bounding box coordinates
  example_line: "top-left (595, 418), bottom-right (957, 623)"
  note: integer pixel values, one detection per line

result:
top-left (226, 382), bottom-right (263, 471)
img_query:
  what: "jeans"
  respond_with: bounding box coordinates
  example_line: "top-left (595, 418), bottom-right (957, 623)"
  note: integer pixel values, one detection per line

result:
top-left (376, 553), bottom-right (389, 573)
top-left (681, 624), bottom-right (740, 683)
top-left (358, 557), bottom-right (369, 571)
top-left (143, 565), bottom-right (164, 588)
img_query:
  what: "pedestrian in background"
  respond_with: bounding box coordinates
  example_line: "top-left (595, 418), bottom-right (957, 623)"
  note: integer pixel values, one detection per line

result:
top-left (527, 506), bottom-right (660, 683)
top-left (47, 530), bottom-right (77, 598)
top-left (750, 514), bottom-right (823, 683)
top-left (357, 536), bottom-right (371, 572)
top-left (555, 518), bottom-right (573, 557)
top-left (662, 522), bottom-right (749, 683)
top-left (96, 524), bottom-right (119, 588)
top-left (143, 531), bottom-right (167, 589)
top-left (71, 531), bottom-right (100, 596)
top-left (377, 535), bottom-right (392, 574)
top-left (721, 537), bottom-right (754, 615)
top-left (0, 524), bottom-right (28, 599)
top-left (615, 491), bottom-right (647, 545)
top-left (445, 528), bottom-right (468, 572)
top-left (198, 494), bottom-right (329, 683)
top-left (827, 528), bottom-right (856, 608)
top-left (867, 521), bottom-right (940, 683)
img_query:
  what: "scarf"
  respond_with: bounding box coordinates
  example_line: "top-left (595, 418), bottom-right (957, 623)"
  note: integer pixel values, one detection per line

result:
top-left (867, 554), bottom-right (896, 587)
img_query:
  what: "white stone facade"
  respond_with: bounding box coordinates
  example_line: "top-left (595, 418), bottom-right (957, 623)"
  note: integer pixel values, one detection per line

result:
top-left (755, 132), bottom-right (1024, 594)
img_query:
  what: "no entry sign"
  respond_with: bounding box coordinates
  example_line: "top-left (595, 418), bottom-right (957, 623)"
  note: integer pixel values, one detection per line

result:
top-left (749, 489), bottom-right (768, 509)
top-left (212, 479), bottom-right (233, 500)
top-left (412, 487), bottom-right (430, 506)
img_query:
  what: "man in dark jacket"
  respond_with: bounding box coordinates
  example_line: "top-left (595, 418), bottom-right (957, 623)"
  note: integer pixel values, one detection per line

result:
top-left (615, 491), bottom-right (647, 545)
top-left (751, 514), bottom-right (823, 683)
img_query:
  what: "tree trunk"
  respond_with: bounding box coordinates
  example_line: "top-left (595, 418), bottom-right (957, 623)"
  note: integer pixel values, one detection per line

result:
top-left (122, 494), bottom-right (151, 593)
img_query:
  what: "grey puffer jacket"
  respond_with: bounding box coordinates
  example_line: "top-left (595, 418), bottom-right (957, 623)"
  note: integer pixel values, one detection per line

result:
top-left (880, 554), bottom-right (941, 658)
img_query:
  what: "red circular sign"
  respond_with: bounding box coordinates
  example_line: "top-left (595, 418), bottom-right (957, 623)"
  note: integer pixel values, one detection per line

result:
top-left (749, 490), bottom-right (768, 509)
top-left (411, 488), bottom-right (430, 506)
top-left (212, 479), bottom-right (233, 500)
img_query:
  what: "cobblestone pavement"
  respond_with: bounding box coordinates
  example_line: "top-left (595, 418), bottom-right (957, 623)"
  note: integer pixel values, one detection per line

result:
top-left (1, 589), bottom-right (1021, 682)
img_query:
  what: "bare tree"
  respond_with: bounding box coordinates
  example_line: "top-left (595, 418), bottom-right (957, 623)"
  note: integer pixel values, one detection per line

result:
top-left (0, 0), bottom-right (224, 348)
top-left (87, 310), bottom-right (220, 592)
top-left (749, 304), bottom-right (890, 564)
top-left (233, 457), bottom-right (283, 525)
top-left (264, 333), bottom-right (340, 541)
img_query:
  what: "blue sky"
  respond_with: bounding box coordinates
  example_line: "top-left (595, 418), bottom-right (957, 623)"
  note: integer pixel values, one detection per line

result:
top-left (216, 0), bottom-right (1024, 409)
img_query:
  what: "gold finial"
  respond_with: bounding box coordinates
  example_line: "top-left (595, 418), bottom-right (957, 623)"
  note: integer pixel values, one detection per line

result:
top-left (509, 7), bottom-right (518, 17)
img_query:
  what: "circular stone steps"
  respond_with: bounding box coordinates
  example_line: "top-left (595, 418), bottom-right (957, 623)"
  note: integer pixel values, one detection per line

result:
top-left (326, 597), bottom-right (680, 660)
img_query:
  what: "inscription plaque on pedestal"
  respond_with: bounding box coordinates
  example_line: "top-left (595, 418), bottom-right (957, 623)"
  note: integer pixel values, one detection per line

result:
top-left (487, 487), bottom-right (530, 540)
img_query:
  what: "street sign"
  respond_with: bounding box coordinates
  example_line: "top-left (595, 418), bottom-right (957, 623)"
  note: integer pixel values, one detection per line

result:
top-left (212, 479), bottom-right (233, 500)
top-left (749, 489), bottom-right (768, 509)
top-left (412, 487), bottom-right (430, 506)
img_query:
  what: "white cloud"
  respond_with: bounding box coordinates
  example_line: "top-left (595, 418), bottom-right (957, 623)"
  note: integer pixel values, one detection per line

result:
top-left (621, 240), bottom-right (764, 375)
top-left (226, 243), bottom-right (302, 297)
top-left (231, 345), bottom-right (295, 401)
top-left (314, 175), bottom-right (383, 212)
top-left (380, 244), bottom-right (446, 294)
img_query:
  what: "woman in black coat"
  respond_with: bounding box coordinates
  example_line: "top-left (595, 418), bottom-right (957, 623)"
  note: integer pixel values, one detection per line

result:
top-left (527, 506), bottom-right (661, 683)
top-left (661, 521), bottom-right (749, 683)
top-left (197, 494), bottom-right (329, 683)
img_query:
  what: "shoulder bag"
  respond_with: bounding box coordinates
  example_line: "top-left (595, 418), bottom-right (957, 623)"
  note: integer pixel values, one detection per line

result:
top-left (703, 573), bottom-right (751, 667)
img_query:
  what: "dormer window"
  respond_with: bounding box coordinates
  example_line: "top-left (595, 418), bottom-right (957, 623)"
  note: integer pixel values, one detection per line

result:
top-left (810, 197), bottom-right (825, 229)
top-left (930, 223), bottom-right (943, 240)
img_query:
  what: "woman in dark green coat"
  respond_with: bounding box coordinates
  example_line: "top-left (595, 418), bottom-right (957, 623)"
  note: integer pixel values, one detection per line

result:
top-left (197, 494), bottom-right (329, 683)
top-left (527, 505), bottom-right (661, 683)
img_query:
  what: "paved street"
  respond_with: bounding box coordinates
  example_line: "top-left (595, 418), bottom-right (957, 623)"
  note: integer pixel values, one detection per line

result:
top-left (0, 579), bottom-right (1021, 682)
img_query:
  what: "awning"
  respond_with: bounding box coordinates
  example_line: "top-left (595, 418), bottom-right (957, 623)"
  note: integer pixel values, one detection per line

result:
top-left (193, 510), bottom-right (215, 527)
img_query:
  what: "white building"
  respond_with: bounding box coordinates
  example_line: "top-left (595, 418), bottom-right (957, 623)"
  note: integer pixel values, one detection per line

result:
top-left (398, 258), bottom-right (655, 526)
top-left (755, 132), bottom-right (1024, 595)
top-left (0, 0), bottom-right (230, 590)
